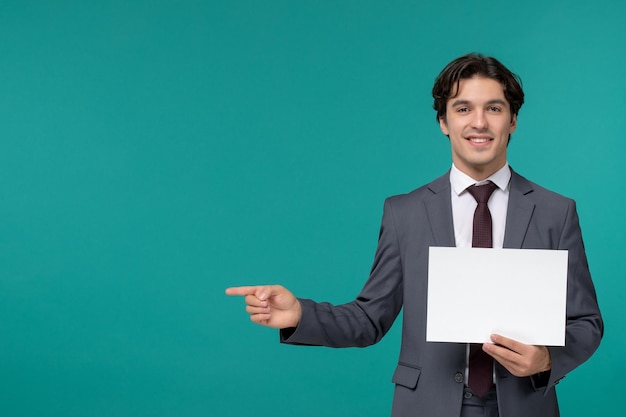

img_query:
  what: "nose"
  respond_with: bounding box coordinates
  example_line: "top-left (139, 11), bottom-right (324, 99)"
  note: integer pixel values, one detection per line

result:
top-left (470, 110), bottom-right (487, 130)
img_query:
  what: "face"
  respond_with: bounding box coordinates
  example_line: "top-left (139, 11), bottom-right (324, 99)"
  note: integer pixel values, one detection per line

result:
top-left (439, 76), bottom-right (517, 181)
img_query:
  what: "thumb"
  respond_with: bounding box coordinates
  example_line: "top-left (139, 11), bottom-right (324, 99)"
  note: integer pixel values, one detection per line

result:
top-left (255, 285), bottom-right (283, 301)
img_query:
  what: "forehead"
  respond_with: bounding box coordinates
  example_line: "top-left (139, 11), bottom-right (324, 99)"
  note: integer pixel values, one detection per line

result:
top-left (448, 76), bottom-right (508, 104)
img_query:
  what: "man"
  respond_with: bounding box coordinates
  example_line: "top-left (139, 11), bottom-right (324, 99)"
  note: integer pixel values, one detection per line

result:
top-left (226, 53), bottom-right (603, 417)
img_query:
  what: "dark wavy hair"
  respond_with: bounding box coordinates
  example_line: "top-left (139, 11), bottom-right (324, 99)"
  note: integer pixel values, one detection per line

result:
top-left (432, 53), bottom-right (524, 122)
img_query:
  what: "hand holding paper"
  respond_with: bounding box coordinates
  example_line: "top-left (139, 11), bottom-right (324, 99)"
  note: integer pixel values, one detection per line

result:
top-left (484, 334), bottom-right (552, 377)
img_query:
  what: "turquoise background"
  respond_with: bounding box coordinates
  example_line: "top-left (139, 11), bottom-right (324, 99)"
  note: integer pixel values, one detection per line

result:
top-left (1, 1), bottom-right (624, 415)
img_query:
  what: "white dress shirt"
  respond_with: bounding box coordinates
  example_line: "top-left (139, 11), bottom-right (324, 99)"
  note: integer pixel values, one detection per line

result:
top-left (450, 163), bottom-right (511, 248)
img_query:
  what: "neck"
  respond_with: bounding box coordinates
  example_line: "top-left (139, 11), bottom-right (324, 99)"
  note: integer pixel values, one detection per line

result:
top-left (453, 163), bottom-right (507, 182)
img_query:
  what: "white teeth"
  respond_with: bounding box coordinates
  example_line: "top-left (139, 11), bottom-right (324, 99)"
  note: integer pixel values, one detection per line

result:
top-left (469, 138), bottom-right (490, 143)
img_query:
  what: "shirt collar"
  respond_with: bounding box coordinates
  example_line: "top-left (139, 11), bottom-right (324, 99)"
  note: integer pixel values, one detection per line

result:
top-left (450, 163), bottom-right (511, 196)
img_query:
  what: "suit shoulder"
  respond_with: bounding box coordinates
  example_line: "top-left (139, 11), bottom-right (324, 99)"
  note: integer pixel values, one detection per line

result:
top-left (384, 172), bottom-right (449, 208)
top-left (513, 171), bottom-right (576, 207)
top-left (386, 183), bottom-right (433, 203)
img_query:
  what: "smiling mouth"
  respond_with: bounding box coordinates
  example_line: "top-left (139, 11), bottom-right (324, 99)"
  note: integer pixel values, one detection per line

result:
top-left (466, 137), bottom-right (492, 143)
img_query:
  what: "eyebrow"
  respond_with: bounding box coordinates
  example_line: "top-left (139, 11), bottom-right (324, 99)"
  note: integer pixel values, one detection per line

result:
top-left (450, 99), bottom-right (508, 107)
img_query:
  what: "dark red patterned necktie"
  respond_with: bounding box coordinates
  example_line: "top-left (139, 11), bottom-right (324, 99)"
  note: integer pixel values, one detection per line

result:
top-left (466, 181), bottom-right (498, 397)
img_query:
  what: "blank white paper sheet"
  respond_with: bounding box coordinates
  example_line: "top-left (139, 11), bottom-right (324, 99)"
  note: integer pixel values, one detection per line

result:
top-left (426, 247), bottom-right (568, 346)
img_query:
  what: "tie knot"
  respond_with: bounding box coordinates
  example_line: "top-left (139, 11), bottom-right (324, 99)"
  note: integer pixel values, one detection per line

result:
top-left (467, 181), bottom-right (498, 204)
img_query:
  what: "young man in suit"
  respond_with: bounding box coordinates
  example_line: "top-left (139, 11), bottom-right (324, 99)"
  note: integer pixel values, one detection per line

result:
top-left (226, 53), bottom-right (603, 417)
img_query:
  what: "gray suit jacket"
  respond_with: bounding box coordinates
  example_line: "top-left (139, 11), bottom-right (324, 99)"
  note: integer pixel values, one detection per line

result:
top-left (282, 170), bottom-right (603, 417)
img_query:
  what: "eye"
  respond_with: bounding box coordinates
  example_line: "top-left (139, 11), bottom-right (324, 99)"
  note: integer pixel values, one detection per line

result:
top-left (487, 106), bottom-right (501, 112)
top-left (456, 107), bottom-right (469, 113)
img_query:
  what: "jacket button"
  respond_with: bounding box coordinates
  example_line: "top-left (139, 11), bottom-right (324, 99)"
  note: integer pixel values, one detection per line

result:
top-left (454, 372), bottom-right (464, 383)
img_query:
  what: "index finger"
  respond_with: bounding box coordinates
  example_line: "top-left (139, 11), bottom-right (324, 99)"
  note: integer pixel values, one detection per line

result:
top-left (225, 286), bottom-right (264, 297)
top-left (490, 334), bottom-right (526, 353)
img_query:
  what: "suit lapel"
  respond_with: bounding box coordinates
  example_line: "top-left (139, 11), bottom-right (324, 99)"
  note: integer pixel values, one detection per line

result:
top-left (503, 170), bottom-right (536, 249)
top-left (424, 172), bottom-right (456, 247)
top-left (423, 169), bottom-right (535, 248)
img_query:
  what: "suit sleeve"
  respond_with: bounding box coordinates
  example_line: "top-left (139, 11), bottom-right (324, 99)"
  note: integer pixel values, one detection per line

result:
top-left (280, 198), bottom-right (404, 347)
top-left (544, 200), bottom-right (603, 391)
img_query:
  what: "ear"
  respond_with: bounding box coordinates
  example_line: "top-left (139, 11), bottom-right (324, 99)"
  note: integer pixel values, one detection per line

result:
top-left (509, 113), bottom-right (517, 134)
top-left (439, 116), bottom-right (449, 136)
